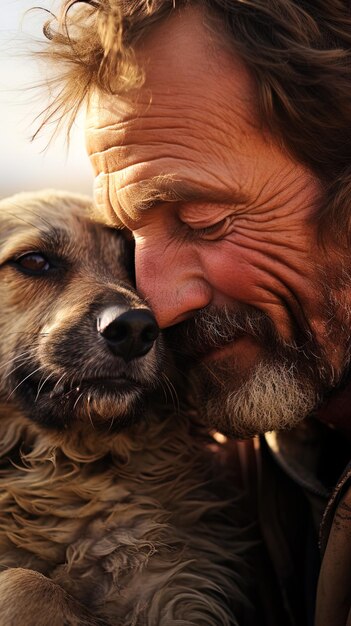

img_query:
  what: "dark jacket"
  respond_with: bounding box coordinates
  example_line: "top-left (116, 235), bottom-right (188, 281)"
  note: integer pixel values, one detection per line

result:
top-left (238, 419), bottom-right (351, 626)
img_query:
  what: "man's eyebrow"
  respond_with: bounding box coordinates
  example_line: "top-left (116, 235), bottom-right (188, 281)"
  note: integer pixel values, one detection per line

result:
top-left (116, 176), bottom-right (250, 220)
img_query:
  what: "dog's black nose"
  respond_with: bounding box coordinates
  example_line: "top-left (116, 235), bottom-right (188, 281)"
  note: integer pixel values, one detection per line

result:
top-left (98, 308), bottom-right (159, 362)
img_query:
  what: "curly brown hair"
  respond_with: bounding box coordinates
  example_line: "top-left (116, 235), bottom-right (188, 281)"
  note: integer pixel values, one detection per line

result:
top-left (39, 0), bottom-right (351, 240)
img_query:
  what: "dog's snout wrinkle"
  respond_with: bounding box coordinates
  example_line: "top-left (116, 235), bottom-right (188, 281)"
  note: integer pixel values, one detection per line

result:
top-left (99, 308), bottom-right (159, 362)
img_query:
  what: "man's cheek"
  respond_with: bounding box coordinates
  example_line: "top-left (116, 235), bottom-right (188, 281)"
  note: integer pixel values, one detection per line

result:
top-left (201, 241), bottom-right (298, 341)
top-left (134, 239), bottom-right (160, 293)
top-left (201, 242), bottom-right (268, 303)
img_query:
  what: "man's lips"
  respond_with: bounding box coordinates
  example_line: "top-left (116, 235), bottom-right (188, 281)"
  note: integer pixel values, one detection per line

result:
top-left (200, 335), bottom-right (261, 363)
top-left (169, 329), bottom-right (247, 359)
top-left (171, 338), bottom-right (238, 362)
top-left (199, 336), bottom-right (243, 361)
top-left (164, 304), bottom-right (281, 364)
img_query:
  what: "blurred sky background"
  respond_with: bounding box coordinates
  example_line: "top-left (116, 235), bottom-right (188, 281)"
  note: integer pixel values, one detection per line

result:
top-left (0, 0), bottom-right (93, 199)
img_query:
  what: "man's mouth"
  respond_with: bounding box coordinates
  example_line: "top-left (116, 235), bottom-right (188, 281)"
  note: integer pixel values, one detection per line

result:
top-left (200, 335), bottom-right (260, 363)
top-left (166, 305), bottom-right (274, 353)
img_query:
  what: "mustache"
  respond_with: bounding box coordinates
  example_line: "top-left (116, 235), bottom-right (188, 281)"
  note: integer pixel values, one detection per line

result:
top-left (165, 305), bottom-right (287, 358)
top-left (165, 304), bottom-right (342, 394)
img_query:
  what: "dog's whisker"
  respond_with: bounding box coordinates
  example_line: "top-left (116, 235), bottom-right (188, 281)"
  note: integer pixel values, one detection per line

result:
top-left (3, 356), bottom-right (34, 379)
top-left (200, 361), bottom-right (228, 388)
top-left (86, 393), bottom-right (96, 431)
top-left (6, 365), bottom-right (46, 400)
top-left (107, 417), bottom-right (114, 432)
top-left (162, 373), bottom-right (179, 405)
top-left (107, 414), bottom-right (116, 433)
top-left (5, 211), bottom-right (48, 236)
top-left (160, 372), bottom-right (180, 413)
top-left (0, 351), bottom-right (32, 373)
top-left (52, 372), bottom-right (67, 392)
top-left (72, 391), bottom-right (84, 411)
top-left (35, 371), bottom-right (56, 402)
top-left (159, 379), bottom-right (169, 404)
top-left (17, 206), bottom-right (54, 230)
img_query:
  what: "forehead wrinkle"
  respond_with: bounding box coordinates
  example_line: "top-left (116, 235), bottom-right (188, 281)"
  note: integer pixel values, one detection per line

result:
top-left (89, 102), bottom-right (253, 161)
top-left (115, 175), bottom-right (250, 222)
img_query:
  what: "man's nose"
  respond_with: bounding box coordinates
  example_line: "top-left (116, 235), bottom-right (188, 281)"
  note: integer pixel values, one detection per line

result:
top-left (135, 240), bottom-right (211, 328)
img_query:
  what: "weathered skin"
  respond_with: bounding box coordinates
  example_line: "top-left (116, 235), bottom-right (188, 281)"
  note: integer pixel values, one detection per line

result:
top-left (86, 6), bottom-right (351, 434)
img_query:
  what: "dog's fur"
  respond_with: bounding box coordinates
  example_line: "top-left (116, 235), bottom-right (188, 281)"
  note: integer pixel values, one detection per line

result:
top-left (0, 190), bottom-right (255, 626)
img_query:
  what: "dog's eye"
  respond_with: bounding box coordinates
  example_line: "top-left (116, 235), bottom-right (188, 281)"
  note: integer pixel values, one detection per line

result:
top-left (14, 253), bottom-right (51, 275)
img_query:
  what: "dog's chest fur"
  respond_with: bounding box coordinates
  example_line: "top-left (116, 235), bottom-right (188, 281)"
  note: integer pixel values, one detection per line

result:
top-left (0, 408), bottom-right (251, 625)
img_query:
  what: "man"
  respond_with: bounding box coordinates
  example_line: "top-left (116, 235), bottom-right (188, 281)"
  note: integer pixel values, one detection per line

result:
top-left (40, 1), bottom-right (351, 624)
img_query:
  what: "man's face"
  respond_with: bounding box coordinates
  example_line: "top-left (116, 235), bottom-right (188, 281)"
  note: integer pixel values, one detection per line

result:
top-left (86, 7), bottom-right (351, 437)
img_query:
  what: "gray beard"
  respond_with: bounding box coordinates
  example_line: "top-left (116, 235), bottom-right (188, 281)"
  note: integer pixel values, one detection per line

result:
top-left (190, 357), bottom-right (321, 439)
top-left (167, 303), bottom-right (347, 439)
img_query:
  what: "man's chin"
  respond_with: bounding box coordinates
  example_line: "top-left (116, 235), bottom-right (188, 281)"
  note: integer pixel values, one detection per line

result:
top-left (190, 357), bottom-right (321, 439)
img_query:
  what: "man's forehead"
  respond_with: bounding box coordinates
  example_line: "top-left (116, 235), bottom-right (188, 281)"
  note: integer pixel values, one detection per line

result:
top-left (86, 5), bottom-right (256, 134)
top-left (86, 6), bottom-right (263, 230)
top-left (86, 91), bottom-right (135, 147)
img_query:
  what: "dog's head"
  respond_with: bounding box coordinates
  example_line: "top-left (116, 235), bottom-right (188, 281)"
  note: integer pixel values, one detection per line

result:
top-left (0, 190), bottom-right (164, 432)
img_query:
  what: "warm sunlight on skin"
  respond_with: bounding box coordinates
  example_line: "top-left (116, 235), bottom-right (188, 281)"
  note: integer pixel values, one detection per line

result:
top-left (86, 6), bottom-right (351, 436)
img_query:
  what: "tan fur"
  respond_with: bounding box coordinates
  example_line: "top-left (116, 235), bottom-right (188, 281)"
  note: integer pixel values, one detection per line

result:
top-left (0, 191), bottom-right (254, 626)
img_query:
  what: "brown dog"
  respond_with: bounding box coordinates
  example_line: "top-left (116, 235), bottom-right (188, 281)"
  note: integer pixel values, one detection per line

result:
top-left (0, 190), bottom-right (254, 626)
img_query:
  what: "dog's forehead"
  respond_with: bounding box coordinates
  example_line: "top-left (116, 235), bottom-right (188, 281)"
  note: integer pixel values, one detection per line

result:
top-left (0, 189), bottom-right (125, 257)
top-left (0, 189), bottom-right (92, 226)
